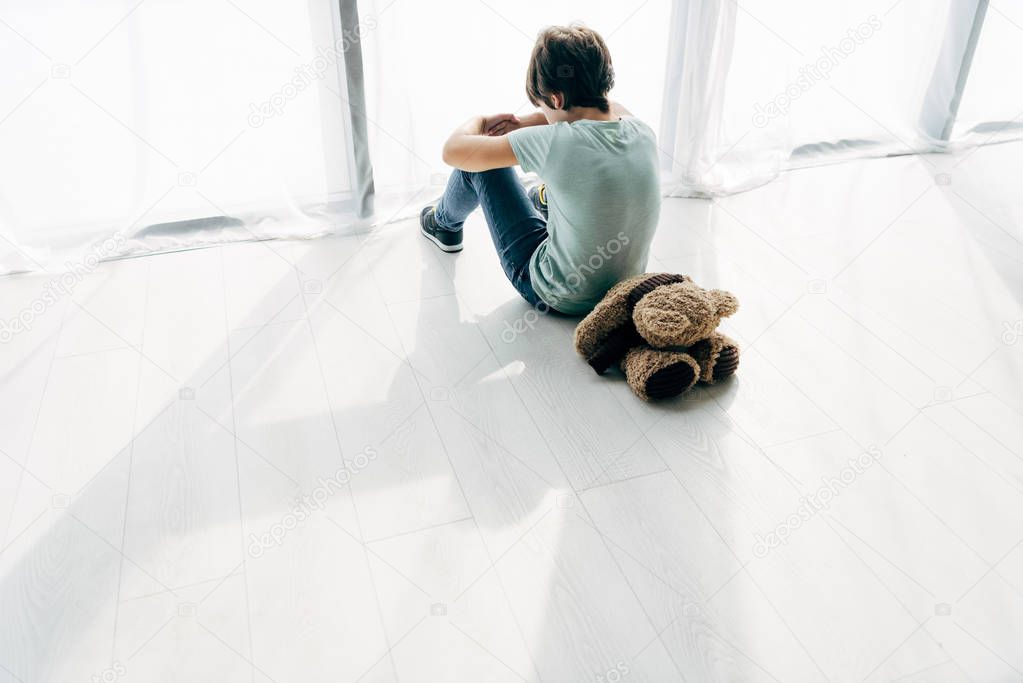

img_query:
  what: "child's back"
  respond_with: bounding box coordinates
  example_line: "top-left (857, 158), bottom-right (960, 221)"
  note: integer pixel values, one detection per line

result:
top-left (510, 116), bottom-right (661, 315)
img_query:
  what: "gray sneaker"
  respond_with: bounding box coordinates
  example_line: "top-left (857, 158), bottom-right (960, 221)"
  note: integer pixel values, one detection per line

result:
top-left (420, 205), bottom-right (463, 252)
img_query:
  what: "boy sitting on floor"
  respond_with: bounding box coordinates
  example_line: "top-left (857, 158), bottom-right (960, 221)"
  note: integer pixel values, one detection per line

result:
top-left (421, 24), bottom-right (661, 316)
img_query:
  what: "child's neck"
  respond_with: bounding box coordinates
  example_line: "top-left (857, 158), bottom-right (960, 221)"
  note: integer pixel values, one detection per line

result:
top-left (555, 106), bottom-right (617, 123)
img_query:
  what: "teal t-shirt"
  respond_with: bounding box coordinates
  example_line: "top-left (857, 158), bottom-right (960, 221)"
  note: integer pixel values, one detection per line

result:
top-left (508, 117), bottom-right (661, 315)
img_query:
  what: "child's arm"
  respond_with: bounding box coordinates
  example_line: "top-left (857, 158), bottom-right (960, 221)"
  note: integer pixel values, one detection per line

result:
top-left (484, 111), bottom-right (548, 136)
top-left (442, 115), bottom-right (519, 172)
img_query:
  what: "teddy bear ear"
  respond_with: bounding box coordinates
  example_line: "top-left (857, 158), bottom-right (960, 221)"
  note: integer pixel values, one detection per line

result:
top-left (710, 289), bottom-right (739, 318)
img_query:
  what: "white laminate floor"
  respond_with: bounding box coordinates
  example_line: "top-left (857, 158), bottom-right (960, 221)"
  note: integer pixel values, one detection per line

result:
top-left (2, 142), bottom-right (1023, 683)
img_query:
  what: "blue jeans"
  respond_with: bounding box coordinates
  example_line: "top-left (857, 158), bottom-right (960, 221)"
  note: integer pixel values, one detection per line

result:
top-left (434, 168), bottom-right (552, 310)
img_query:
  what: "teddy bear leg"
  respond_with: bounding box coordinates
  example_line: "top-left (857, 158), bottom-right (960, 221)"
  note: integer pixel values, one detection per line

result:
top-left (621, 346), bottom-right (700, 401)
top-left (687, 332), bottom-right (740, 384)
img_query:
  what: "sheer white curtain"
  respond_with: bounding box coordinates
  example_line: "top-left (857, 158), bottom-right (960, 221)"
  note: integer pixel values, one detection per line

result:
top-left (659, 0), bottom-right (1023, 197)
top-left (951, 2), bottom-right (1023, 141)
top-left (354, 0), bottom-right (673, 219)
top-left (7, 0), bottom-right (1018, 274)
top-left (1, 0), bottom-right (675, 275)
top-left (0, 0), bottom-right (371, 275)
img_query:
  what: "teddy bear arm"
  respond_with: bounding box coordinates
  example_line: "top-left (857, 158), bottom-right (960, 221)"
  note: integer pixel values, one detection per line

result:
top-left (574, 274), bottom-right (658, 364)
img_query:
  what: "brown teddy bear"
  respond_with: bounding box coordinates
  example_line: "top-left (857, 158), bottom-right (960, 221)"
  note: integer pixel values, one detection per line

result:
top-left (574, 273), bottom-right (740, 400)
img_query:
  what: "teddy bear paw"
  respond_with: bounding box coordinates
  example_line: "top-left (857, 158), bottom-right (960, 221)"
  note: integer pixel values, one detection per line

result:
top-left (622, 347), bottom-right (700, 401)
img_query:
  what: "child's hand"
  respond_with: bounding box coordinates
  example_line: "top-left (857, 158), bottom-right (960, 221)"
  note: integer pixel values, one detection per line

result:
top-left (483, 113), bottom-right (521, 136)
